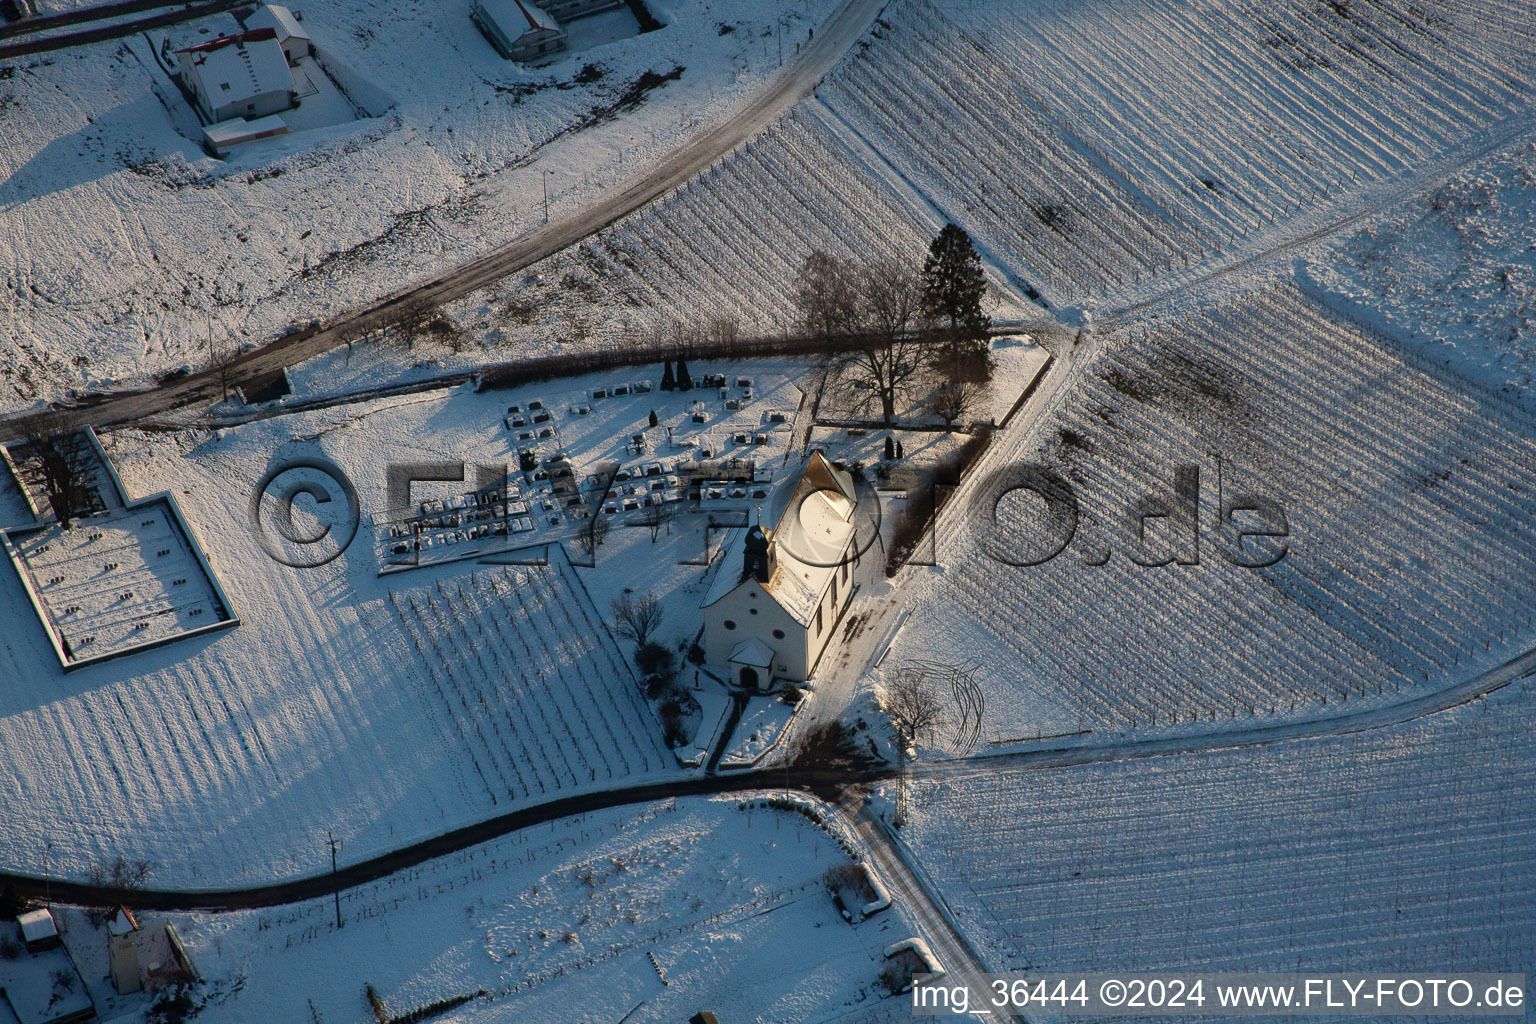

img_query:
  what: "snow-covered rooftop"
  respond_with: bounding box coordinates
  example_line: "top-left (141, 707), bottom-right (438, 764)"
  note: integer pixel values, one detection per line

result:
top-left (202, 113), bottom-right (290, 152)
top-left (176, 29), bottom-right (294, 106)
top-left (16, 909), bottom-right (56, 946)
top-left (701, 451), bottom-right (856, 625)
top-left (728, 636), bottom-right (774, 667)
top-left (243, 4), bottom-right (309, 47)
top-left (106, 907), bottom-right (139, 937)
top-left (477, 0), bottom-right (560, 37)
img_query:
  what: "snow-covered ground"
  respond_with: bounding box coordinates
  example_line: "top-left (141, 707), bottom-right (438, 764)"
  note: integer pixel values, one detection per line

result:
top-left (719, 693), bottom-right (798, 768)
top-left (1301, 139), bottom-right (1536, 413)
top-left (60, 795), bottom-right (921, 1024)
top-left (288, 0), bottom-right (1536, 410)
top-left (0, 0), bottom-right (836, 411)
top-left (0, 357), bottom-right (915, 884)
top-left (884, 283), bottom-right (1536, 740)
top-left (892, 672), bottom-right (1536, 985)
top-left (0, 379), bottom-right (714, 886)
top-left (816, 0), bottom-right (1536, 308)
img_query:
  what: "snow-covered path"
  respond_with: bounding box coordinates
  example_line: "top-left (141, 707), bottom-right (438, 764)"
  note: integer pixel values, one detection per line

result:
top-left (0, 0), bottom-right (895, 439)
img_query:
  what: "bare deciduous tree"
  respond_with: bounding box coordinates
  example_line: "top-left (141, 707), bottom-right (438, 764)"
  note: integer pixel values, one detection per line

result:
top-left (207, 330), bottom-right (242, 404)
top-left (640, 501), bottom-right (675, 541)
top-left (930, 379), bottom-right (980, 429)
top-left (795, 250), bottom-right (862, 338)
top-left (391, 296), bottom-right (437, 350)
top-left (336, 320), bottom-right (369, 360)
top-left (15, 409), bottom-right (90, 523)
top-left (883, 664), bottom-right (944, 824)
top-left (86, 856), bottom-right (153, 925)
top-left (610, 590), bottom-right (663, 648)
top-left (576, 511), bottom-right (611, 556)
top-left (885, 665), bottom-right (944, 747)
top-left (797, 252), bottom-right (937, 428)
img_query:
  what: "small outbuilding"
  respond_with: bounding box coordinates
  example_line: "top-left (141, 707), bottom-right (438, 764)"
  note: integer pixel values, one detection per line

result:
top-left (16, 909), bottom-right (59, 953)
top-left (472, 0), bottom-right (567, 60)
top-left (202, 113), bottom-right (290, 155)
top-left (243, 3), bottom-right (311, 64)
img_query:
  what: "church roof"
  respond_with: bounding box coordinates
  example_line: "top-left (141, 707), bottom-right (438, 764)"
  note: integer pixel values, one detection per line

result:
top-left (700, 452), bottom-right (858, 624)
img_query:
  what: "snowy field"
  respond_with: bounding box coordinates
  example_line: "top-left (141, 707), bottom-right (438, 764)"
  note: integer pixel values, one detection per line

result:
top-left (455, 110), bottom-right (965, 352)
top-left (60, 796), bottom-right (921, 1024)
top-left (0, 0), bottom-right (835, 411)
top-left (364, 0), bottom-right (1536, 387)
top-left (1302, 138), bottom-right (1536, 413)
top-left (10, 0), bottom-right (1535, 412)
top-left (893, 672), bottom-right (1536, 988)
top-left (887, 284), bottom-right (1536, 739)
top-left (0, 358), bottom-right (881, 885)
top-left (816, 0), bottom-right (1536, 308)
top-left (0, 380), bottom-right (744, 886)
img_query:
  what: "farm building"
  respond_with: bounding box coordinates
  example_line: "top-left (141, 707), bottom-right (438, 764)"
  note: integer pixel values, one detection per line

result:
top-left (535, 0), bottom-right (619, 18)
top-left (472, 0), bottom-right (567, 61)
top-left (201, 113), bottom-right (290, 156)
top-left (242, 3), bottom-right (311, 64)
top-left (175, 28), bottom-right (295, 123)
top-left (701, 451), bottom-right (859, 689)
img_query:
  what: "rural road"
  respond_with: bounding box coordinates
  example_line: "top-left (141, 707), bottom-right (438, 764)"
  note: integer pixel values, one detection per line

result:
top-left (7, 621), bottom-right (1528, 910)
top-left (0, 0), bottom-right (249, 58)
top-left (843, 794), bottom-right (1026, 1023)
top-left (0, 0), bottom-right (892, 441)
top-left (0, 768), bottom-right (874, 912)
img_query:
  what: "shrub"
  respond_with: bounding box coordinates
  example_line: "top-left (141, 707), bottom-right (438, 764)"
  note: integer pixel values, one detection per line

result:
top-left (146, 986), bottom-right (199, 1024)
top-left (386, 991), bottom-right (487, 1024)
top-left (635, 642), bottom-right (675, 680)
top-left (879, 961), bottom-right (913, 995)
top-left (366, 983), bottom-right (387, 1024)
top-left (659, 700), bottom-right (688, 747)
top-left (823, 862), bottom-right (877, 902)
top-left (780, 682), bottom-right (805, 705)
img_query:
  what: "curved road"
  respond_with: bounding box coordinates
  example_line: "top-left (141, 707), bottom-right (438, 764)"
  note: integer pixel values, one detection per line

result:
top-left (0, 0), bottom-right (891, 441)
top-left (1, 768), bottom-right (880, 912)
top-left (4, 640), bottom-right (1529, 912)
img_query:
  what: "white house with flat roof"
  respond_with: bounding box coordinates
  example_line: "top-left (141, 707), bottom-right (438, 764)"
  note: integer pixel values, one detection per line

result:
top-left (175, 27), bottom-right (295, 123)
top-left (701, 452), bottom-right (860, 690)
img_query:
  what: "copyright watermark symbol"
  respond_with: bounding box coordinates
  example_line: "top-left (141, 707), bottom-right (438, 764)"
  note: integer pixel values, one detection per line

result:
top-left (247, 456), bottom-right (361, 569)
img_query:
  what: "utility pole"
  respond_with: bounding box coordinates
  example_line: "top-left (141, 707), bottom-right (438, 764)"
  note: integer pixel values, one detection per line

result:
top-left (327, 831), bottom-right (343, 930)
top-left (542, 171), bottom-right (550, 224)
top-left (777, 19), bottom-right (782, 66)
